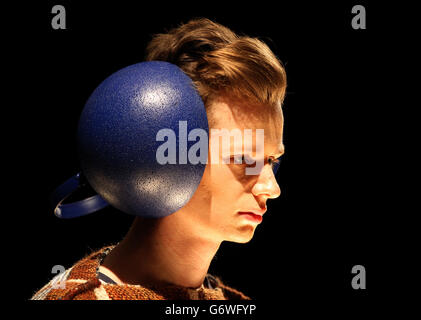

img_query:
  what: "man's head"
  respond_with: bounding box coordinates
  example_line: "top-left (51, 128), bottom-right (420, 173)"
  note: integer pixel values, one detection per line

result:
top-left (146, 18), bottom-right (286, 113)
top-left (145, 18), bottom-right (286, 243)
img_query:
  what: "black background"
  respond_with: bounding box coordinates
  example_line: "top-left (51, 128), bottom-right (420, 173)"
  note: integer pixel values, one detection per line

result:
top-left (7, 0), bottom-right (403, 314)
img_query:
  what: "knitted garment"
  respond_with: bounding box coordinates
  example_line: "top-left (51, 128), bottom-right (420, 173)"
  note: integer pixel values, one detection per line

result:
top-left (31, 246), bottom-right (250, 300)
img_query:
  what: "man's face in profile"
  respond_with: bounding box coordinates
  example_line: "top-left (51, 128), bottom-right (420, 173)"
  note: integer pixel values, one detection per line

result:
top-left (183, 95), bottom-right (285, 244)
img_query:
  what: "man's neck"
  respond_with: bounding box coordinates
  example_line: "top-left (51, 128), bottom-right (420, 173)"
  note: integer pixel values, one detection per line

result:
top-left (102, 215), bottom-right (221, 288)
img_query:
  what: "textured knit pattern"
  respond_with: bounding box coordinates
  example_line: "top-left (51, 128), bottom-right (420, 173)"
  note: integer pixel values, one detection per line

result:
top-left (31, 246), bottom-right (250, 300)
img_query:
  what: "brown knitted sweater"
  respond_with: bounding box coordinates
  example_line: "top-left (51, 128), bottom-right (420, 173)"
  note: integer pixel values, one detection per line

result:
top-left (31, 246), bottom-right (250, 300)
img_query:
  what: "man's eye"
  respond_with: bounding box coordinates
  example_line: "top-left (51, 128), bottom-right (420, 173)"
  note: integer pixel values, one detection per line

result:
top-left (233, 155), bottom-right (246, 164)
top-left (268, 157), bottom-right (280, 166)
top-left (269, 157), bottom-right (282, 173)
top-left (231, 155), bottom-right (255, 165)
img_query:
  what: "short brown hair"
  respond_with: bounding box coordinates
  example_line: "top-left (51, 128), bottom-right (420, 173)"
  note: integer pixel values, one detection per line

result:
top-left (145, 18), bottom-right (286, 108)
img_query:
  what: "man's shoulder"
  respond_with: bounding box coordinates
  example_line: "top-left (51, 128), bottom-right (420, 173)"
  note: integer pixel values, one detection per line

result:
top-left (208, 274), bottom-right (251, 300)
top-left (30, 246), bottom-right (251, 300)
top-left (30, 246), bottom-right (114, 300)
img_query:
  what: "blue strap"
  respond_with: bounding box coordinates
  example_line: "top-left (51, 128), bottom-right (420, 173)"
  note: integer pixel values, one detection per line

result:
top-left (51, 173), bottom-right (109, 219)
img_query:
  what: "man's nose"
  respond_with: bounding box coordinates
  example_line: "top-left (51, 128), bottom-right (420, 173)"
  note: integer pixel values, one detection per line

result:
top-left (251, 164), bottom-right (281, 199)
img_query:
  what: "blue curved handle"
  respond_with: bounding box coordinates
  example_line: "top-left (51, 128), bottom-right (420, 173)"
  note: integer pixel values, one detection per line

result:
top-left (51, 173), bottom-right (109, 219)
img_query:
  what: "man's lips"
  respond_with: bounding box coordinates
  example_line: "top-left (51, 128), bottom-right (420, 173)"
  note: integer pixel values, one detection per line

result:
top-left (239, 208), bottom-right (267, 216)
top-left (237, 209), bottom-right (266, 223)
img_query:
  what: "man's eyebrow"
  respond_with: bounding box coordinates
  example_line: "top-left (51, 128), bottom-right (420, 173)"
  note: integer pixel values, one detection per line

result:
top-left (273, 144), bottom-right (285, 158)
top-left (228, 145), bottom-right (285, 160)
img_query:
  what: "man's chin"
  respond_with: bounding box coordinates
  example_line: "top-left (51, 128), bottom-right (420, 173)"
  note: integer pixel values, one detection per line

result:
top-left (225, 225), bottom-right (257, 244)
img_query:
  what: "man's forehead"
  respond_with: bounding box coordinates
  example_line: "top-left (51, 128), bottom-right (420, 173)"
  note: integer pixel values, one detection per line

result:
top-left (209, 97), bottom-right (285, 158)
top-left (209, 96), bottom-right (283, 130)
